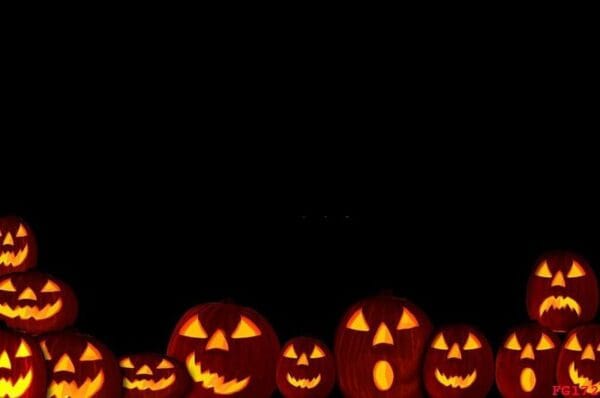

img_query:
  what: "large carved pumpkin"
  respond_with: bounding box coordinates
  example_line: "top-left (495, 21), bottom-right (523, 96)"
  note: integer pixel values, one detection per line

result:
top-left (0, 216), bottom-right (37, 275)
top-left (334, 294), bottom-right (432, 398)
top-left (423, 325), bottom-right (494, 398)
top-left (556, 324), bottom-right (600, 396)
top-left (0, 272), bottom-right (78, 334)
top-left (40, 331), bottom-right (122, 398)
top-left (167, 302), bottom-right (280, 398)
top-left (0, 329), bottom-right (47, 398)
top-left (119, 353), bottom-right (192, 398)
top-left (276, 337), bottom-right (335, 398)
top-left (527, 251), bottom-right (598, 332)
top-left (496, 323), bottom-right (560, 398)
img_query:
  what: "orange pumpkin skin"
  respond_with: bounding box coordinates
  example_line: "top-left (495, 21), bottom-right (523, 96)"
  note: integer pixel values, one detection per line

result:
top-left (0, 271), bottom-right (78, 335)
top-left (423, 325), bottom-right (494, 398)
top-left (496, 323), bottom-right (560, 398)
top-left (334, 294), bottom-right (432, 398)
top-left (527, 251), bottom-right (598, 333)
top-left (167, 302), bottom-right (280, 398)
top-left (119, 353), bottom-right (192, 398)
top-left (0, 216), bottom-right (38, 275)
top-left (556, 324), bottom-right (600, 396)
top-left (0, 329), bottom-right (47, 398)
top-left (276, 337), bottom-right (335, 398)
top-left (40, 332), bottom-right (122, 398)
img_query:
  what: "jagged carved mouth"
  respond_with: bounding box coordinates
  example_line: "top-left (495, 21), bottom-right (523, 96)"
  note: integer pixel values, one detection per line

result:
top-left (569, 361), bottom-right (600, 394)
top-left (124, 374), bottom-right (176, 391)
top-left (0, 245), bottom-right (29, 267)
top-left (435, 368), bottom-right (477, 389)
top-left (539, 296), bottom-right (581, 317)
top-left (186, 352), bottom-right (250, 395)
top-left (47, 370), bottom-right (104, 398)
top-left (0, 369), bottom-right (32, 397)
top-left (0, 299), bottom-right (62, 320)
top-left (286, 373), bottom-right (321, 389)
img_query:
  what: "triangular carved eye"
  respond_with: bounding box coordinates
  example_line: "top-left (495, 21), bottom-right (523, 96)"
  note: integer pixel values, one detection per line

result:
top-left (565, 333), bottom-right (582, 352)
top-left (432, 333), bottom-right (448, 350)
top-left (505, 333), bottom-right (521, 351)
top-left (231, 316), bottom-right (262, 339)
top-left (16, 224), bottom-right (28, 238)
top-left (120, 358), bottom-right (134, 368)
top-left (16, 340), bottom-right (32, 358)
top-left (179, 316), bottom-right (208, 339)
top-left (535, 261), bottom-right (552, 278)
top-left (0, 279), bottom-right (16, 292)
top-left (80, 343), bottom-right (103, 361)
top-left (157, 359), bottom-right (174, 369)
top-left (283, 344), bottom-right (298, 359)
top-left (310, 345), bottom-right (326, 359)
top-left (41, 280), bottom-right (61, 293)
top-left (397, 308), bottom-right (420, 330)
top-left (567, 260), bottom-right (586, 278)
top-left (346, 308), bottom-right (370, 332)
top-left (537, 333), bottom-right (555, 350)
top-left (463, 333), bottom-right (482, 350)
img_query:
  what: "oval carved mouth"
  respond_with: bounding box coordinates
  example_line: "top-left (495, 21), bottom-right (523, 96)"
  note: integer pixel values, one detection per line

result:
top-left (434, 368), bottom-right (477, 389)
top-left (520, 367), bottom-right (536, 392)
top-left (186, 352), bottom-right (250, 395)
top-left (286, 373), bottom-right (321, 389)
top-left (373, 360), bottom-right (394, 391)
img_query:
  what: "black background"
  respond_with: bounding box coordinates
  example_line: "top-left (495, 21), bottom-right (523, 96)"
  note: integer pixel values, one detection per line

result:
top-left (3, 186), bottom-right (600, 398)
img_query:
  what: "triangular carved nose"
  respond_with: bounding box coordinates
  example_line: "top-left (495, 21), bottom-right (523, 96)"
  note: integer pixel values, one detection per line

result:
top-left (206, 329), bottom-right (229, 351)
top-left (372, 323), bottom-right (394, 346)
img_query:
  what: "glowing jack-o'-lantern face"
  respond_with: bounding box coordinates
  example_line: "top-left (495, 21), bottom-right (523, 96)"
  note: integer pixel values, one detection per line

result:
top-left (119, 353), bottom-right (191, 398)
top-left (557, 324), bottom-right (600, 395)
top-left (423, 325), bottom-right (494, 398)
top-left (496, 323), bottom-right (560, 398)
top-left (0, 216), bottom-right (37, 275)
top-left (167, 302), bottom-right (280, 398)
top-left (276, 337), bottom-right (335, 398)
top-left (334, 295), bottom-right (432, 398)
top-left (41, 332), bottom-right (122, 398)
top-left (527, 251), bottom-right (598, 332)
top-left (0, 272), bottom-right (78, 334)
top-left (0, 329), bottom-right (47, 398)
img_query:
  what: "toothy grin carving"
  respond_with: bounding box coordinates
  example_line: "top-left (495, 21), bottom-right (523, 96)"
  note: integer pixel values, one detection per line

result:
top-left (186, 352), bottom-right (250, 395)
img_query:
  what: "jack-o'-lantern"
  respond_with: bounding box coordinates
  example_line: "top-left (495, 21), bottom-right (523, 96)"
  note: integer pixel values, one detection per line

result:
top-left (0, 272), bottom-right (78, 334)
top-left (423, 325), bottom-right (494, 398)
top-left (0, 329), bottom-right (47, 398)
top-left (334, 294), bottom-right (432, 398)
top-left (276, 337), bottom-right (335, 398)
top-left (119, 353), bottom-right (191, 398)
top-left (0, 216), bottom-right (37, 275)
top-left (167, 302), bottom-right (280, 398)
top-left (527, 251), bottom-right (598, 332)
top-left (40, 331), bottom-right (122, 398)
top-left (496, 323), bottom-right (560, 398)
top-left (556, 324), bottom-right (600, 395)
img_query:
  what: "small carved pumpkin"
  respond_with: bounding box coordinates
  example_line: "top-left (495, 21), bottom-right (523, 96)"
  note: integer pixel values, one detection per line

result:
top-left (556, 324), bottom-right (600, 395)
top-left (0, 216), bottom-right (37, 275)
top-left (119, 353), bottom-right (191, 398)
top-left (276, 337), bottom-right (335, 398)
top-left (0, 329), bottom-right (47, 398)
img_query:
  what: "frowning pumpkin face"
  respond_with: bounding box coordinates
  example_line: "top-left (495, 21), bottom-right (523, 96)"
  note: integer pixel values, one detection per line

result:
top-left (0, 216), bottom-right (37, 275)
top-left (556, 324), bottom-right (600, 395)
top-left (0, 329), bottom-right (47, 398)
top-left (40, 332), bottom-right (122, 398)
top-left (334, 294), bottom-right (432, 398)
top-left (423, 325), bottom-right (494, 398)
top-left (119, 353), bottom-right (191, 398)
top-left (527, 251), bottom-right (598, 332)
top-left (495, 323), bottom-right (560, 398)
top-left (0, 272), bottom-right (78, 334)
top-left (167, 302), bottom-right (280, 398)
top-left (276, 337), bottom-right (335, 398)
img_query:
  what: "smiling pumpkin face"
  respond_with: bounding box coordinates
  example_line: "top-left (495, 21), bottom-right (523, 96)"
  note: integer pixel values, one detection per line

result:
top-left (334, 295), bottom-right (432, 398)
top-left (167, 302), bottom-right (280, 398)
top-left (527, 252), bottom-right (598, 332)
top-left (40, 332), bottom-right (122, 398)
top-left (556, 324), bottom-right (600, 395)
top-left (0, 329), bottom-right (47, 398)
top-left (495, 323), bottom-right (560, 398)
top-left (423, 325), bottom-right (494, 398)
top-left (276, 337), bottom-right (335, 398)
top-left (119, 353), bottom-right (191, 398)
top-left (0, 216), bottom-right (37, 275)
top-left (0, 272), bottom-right (78, 334)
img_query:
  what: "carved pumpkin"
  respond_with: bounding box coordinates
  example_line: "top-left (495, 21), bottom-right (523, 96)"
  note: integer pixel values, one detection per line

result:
top-left (40, 331), bottom-right (122, 398)
top-left (496, 323), bottom-right (560, 398)
top-left (0, 329), bottom-right (47, 398)
top-left (119, 353), bottom-right (191, 398)
top-left (167, 302), bottom-right (280, 398)
top-left (276, 337), bottom-right (335, 398)
top-left (556, 324), bottom-right (600, 395)
top-left (0, 272), bottom-right (78, 334)
top-left (423, 325), bottom-right (494, 398)
top-left (527, 251), bottom-right (598, 332)
top-left (334, 294), bottom-right (432, 398)
top-left (0, 216), bottom-right (37, 275)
